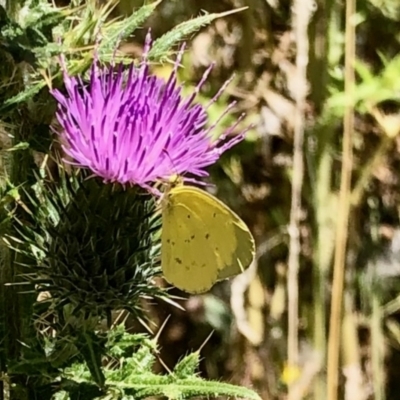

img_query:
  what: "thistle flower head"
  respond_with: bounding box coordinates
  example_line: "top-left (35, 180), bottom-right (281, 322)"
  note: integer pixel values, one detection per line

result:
top-left (51, 33), bottom-right (246, 191)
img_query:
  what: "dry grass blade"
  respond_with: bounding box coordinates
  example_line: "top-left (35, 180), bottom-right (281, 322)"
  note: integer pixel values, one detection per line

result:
top-left (287, 0), bottom-right (315, 399)
top-left (327, 0), bottom-right (356, 399)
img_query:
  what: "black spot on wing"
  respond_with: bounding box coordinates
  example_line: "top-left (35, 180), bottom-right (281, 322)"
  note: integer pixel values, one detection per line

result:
top-left (175, 258), bottom-right (182, 264)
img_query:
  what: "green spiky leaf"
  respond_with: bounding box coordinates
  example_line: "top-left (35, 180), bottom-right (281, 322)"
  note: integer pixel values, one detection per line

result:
top-left (55, 325), bottom-right (261, 400)
top-left (148, 8), bottom-right (247, 61)
top-left (99, 0), bottom-right (162, 58)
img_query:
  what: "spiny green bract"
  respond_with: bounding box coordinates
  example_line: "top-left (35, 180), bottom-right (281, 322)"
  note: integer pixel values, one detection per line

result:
top-left (7, 167), bottom-right (164, 318)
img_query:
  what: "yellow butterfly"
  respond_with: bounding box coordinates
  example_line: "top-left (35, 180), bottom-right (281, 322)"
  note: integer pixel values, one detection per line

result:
top-left (161, 184), bottom-right (255, 294)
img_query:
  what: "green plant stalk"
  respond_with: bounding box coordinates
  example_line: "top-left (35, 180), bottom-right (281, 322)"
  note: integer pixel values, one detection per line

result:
top-left (114, 378), bottom-right (261, 399)
top-left (0, 143), bottom-right (20, 398)
top-left (312, 125), bottom-right (336, 400)
top-left (0, 129), bottom-right (12, 398)
top-left (371, 295), bottom-right (385, 400)
top-left (2, 2), bottom-right (38, 395)
top-left (312, 243), bottom-right (327, 398)
top-left (351, 135), bottom-right (393, 207)
top-left (308, 0), bottom-right (336, 397)
top-left (0, 2), bottom-right (27, 398)
top-left (342, 286), bottom-right (363, 400)
top-left (6, 130), bottom-right (37, 400)
top-left (308, 0), bottom-right (335, 112)
top-left (5, 0), bottom-right (23, 17)
top-left (0, 235), bottom-right (11, 400)
top-left (327, 0), bottom-right (356, 397)
top-left (287, 4), bottom-right (314, 399)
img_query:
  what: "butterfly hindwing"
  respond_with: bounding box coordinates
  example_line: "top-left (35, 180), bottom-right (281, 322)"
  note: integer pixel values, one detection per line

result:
top-left (161, 185), bottom-right (255, 293)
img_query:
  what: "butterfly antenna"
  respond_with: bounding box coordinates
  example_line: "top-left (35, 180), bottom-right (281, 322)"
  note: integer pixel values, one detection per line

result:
top-left (161, 148), bottom-right (180, 183)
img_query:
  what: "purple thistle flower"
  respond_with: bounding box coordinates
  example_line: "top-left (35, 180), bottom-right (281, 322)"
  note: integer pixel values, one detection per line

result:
top-left (51, 33), bottom-right (247, 192)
